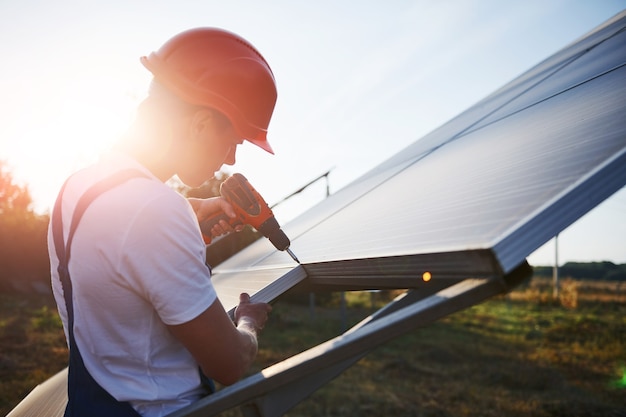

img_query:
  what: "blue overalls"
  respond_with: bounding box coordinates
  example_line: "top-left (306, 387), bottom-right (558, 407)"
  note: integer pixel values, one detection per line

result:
top-left (52, 170), bottom-right (213, 416)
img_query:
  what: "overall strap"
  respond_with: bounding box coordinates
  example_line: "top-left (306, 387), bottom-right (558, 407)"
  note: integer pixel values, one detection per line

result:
top-left (51, 169), bottom-right (149, 417)
top-left (52, 169), bottom-right (149, 333)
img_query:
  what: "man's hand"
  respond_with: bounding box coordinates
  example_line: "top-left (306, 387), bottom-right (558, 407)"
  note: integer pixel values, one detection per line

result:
top-left (188, 197), bottom-right (243, 238)
top-left (234, 293), bottom-right (272, 333)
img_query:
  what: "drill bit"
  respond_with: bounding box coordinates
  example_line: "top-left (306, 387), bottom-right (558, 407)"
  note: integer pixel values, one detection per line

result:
top-left (285, 247), bottom-right (300, 264)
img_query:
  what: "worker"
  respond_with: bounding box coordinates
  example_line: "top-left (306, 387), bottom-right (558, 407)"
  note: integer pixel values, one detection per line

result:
top-left (48, 28), bottom-right (276, 417)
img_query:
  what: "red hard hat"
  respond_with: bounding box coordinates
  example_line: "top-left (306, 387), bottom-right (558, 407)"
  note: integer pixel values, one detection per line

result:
top-left (141, 28), bottom-right (277, 154)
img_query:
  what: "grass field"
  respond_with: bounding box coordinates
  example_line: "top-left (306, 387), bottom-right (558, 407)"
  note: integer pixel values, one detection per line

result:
top-left (1, 279), bottom-right (625, 416)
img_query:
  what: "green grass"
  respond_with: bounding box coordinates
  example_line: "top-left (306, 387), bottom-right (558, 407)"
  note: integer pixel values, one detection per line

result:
top-left (0, 294), bottom-right (67, 414)
top-left (246, 292), bottom-right (626, 417)
top-left (1, 284), bottom-right (625, 416)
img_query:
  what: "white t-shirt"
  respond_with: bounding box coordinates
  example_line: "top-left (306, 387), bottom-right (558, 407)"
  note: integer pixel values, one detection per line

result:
top-left (48, 152), bottom-right (217, 417)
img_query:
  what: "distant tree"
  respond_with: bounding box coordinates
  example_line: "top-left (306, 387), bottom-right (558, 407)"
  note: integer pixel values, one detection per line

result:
top-left (0, 161), bottom-right (33, 217)
top-left (605, 267), bottom-right (626, 281)
top-left (561, 261), bottom-right (617, 280)
top-left (0, 161), bottom-right (50, 293)
top-left (531, 260), bottom-right (625, 282)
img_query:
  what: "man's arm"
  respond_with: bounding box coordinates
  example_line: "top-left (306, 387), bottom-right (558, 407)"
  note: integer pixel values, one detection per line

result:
top-left (167, 293), bottom-right (271, 386)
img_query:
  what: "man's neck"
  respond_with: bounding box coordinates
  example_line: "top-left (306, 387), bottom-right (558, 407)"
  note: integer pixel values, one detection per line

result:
top-left (114, 131), bottom-right (175, 183)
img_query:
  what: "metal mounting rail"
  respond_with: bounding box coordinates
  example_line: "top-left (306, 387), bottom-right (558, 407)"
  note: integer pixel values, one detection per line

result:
top-left (168, 262), bottom-right (531, 417)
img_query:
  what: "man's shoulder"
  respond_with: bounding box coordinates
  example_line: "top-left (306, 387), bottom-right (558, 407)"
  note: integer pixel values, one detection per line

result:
top-left (65, 154), bottom-right (187, 218)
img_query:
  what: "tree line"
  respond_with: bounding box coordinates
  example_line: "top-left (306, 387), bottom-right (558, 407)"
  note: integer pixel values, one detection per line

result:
top-left (0, 161), bottom-right (50, 293)
top-left (533, 261), bottom-right (626, 281)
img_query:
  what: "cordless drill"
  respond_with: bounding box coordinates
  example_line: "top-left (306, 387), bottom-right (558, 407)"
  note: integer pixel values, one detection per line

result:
top-left (199, 173), bottom-right (300, 263)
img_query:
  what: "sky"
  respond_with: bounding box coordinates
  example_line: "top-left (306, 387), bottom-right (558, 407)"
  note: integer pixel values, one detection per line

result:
top-left (1, 0), bottom-right (625, 267)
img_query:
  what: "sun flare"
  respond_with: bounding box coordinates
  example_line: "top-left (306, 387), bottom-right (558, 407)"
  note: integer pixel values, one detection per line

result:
top-left (7, 75), bottom-right (148, 212)
top-left (49, 81), bottom-right (140, 159)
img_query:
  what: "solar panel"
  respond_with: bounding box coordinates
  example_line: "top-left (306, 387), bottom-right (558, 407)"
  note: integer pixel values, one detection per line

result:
top-left (213, 10), bottom-right (626, 311)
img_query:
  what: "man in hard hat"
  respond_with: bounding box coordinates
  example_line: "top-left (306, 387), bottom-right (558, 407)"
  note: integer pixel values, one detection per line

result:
top-left (48, 28), bottom-right (276, 416)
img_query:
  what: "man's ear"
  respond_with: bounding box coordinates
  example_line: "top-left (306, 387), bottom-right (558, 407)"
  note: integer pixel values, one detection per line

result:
top-left (189, 109), bottom-right (215, 139)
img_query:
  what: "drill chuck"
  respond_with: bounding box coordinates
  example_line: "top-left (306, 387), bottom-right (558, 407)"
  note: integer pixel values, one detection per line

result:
top-left (258, 216), bottom-right (290, 251)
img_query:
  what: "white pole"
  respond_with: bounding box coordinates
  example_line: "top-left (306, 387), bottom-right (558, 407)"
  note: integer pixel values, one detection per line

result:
top-left (553, 234), bottom-right (559, 299)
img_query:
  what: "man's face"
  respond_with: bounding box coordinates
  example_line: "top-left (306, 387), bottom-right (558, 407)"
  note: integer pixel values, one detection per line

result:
top-left (177, 109), bottom-right (243, 187)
